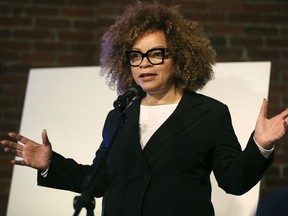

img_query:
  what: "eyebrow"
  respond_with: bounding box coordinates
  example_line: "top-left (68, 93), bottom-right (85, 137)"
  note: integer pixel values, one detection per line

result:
top-left (130, 46), bottom-right (167, 52)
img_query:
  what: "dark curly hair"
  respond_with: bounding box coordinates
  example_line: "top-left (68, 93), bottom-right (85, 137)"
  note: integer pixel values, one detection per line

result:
top-left (100, 1), bottom-right (216, 95)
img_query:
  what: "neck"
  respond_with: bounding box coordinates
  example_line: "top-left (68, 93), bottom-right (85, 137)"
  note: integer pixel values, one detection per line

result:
top-left (141, 89), bottom-right (183, 106)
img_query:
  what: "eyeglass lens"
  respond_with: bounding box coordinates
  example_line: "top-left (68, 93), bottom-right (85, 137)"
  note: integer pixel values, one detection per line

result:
top-left (127, 48), bottom-right (167, 66)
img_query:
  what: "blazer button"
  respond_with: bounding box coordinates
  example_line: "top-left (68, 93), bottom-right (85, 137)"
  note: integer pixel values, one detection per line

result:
top-left (144, 175), bottom-right (151, 179)
top-left (127, 175), bottom-right (134, 181)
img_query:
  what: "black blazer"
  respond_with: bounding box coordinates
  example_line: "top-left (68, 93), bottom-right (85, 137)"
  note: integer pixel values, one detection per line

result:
top-left (38, 91), bottom-right (273, 216)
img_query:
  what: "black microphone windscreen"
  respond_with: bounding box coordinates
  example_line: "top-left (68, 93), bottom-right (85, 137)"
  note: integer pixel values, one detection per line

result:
top-left (113, 84), bottom-right (144, 111)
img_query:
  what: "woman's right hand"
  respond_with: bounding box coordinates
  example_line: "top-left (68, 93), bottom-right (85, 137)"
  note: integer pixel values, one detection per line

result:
top-left (1, 129), bottom-right (52, 172)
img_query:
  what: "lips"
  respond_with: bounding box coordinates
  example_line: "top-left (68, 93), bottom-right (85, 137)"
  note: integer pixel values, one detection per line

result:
top-left (139, 73), bottom-right (156, 78)
top-left (138, 73), bottom-right (157, 82)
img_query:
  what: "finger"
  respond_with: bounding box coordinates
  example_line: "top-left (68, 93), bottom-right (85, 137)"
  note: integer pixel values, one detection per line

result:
top-left (8, 132), bottom-right (32, 145)
top-left (1, 140), bottom-right (24, 151)
top-left (2, 147), bottom-right (13, 153)
top-left (281, 108), bottom-right (288, 119)
top-left (258, 98), bottom-right (268, 120)
top-left (284, 120), bottom-right (288, 130)
top-left (11, 159), bottom-right (27, 166)
top-left (3, 147), bottom-right (23, 160)
top-left (1, 140), bottom-right (12, 148)
top-left (42, 129), bottom-right (51, 147)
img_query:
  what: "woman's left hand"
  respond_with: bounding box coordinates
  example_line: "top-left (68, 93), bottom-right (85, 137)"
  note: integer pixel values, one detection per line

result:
top-left (254, 99), bottom-right (288, 150)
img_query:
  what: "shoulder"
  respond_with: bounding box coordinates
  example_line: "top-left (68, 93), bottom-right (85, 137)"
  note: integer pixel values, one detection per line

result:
top-left (184, 90), bottom-right (227, 108)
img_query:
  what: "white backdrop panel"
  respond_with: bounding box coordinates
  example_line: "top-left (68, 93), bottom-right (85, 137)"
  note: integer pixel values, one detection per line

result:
top-left (201, 62), bottom-right (271, 216)
top-left (7, 62), bottom-right (270, 216)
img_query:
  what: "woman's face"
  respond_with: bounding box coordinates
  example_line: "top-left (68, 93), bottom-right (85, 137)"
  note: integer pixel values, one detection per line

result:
top-left (130, 31), bottom-right (176, 97)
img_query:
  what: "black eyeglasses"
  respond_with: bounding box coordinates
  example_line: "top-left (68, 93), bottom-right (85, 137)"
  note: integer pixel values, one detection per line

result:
top-left (126, 48), bottom-right (170, 67)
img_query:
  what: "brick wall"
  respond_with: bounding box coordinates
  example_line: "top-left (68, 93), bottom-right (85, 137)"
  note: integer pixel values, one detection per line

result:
top-left (0, 0), bottom-right (287, 215)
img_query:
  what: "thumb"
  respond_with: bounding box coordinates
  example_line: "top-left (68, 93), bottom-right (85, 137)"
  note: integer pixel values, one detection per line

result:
top-left (258, 98), bottom-right (268, 121)
top-left (42, 129), bottom-right (51, 147)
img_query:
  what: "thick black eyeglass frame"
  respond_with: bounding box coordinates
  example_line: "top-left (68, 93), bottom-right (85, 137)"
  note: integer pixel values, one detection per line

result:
top-left (126, 48), bottom-right (170, 67)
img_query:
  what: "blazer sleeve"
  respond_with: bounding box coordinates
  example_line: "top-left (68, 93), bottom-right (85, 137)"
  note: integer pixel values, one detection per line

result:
top-left (37, 111), bottom-right (117, 197)
top-left (38, 149), bottom-right (111, 198)
top-left (212, 105), bottom-right (274, 195)
top-left (37, 151), bottom-right (91, 193)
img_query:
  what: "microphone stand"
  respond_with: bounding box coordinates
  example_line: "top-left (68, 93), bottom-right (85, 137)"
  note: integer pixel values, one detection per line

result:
top-left (73, 111), bottom-right (127, 216)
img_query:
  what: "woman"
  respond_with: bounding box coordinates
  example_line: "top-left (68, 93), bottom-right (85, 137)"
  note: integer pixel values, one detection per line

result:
top-left (2, 2), bottom-right (288, 215)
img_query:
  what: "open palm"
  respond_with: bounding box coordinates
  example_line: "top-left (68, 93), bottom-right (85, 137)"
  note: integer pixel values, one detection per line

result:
top-left (254, 99), bottom-right (288, 149)
top-left (1, 129), bottom-right (52, 171)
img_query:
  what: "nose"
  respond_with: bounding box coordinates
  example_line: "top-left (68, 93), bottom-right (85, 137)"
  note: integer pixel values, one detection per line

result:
top-left (139, 56), bottom-right (152, 68)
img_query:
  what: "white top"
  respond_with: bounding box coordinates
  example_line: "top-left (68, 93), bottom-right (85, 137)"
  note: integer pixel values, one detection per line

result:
top-left (139, 104), bottom-right (178, 149)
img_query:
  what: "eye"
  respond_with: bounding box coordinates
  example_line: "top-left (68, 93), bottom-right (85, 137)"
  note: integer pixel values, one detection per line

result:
top-left (129, 52), bottom-right (142, 61)
top-left (149, 50), bottom-right (163, 59)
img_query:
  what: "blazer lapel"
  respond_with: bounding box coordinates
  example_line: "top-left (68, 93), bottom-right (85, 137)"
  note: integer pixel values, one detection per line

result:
top-left (143, 91), bottom-right (210, 157)
top-left (123, 98), bottom-right (151, 168)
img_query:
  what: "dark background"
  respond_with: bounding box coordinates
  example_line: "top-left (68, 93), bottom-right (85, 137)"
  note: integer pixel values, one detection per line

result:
top-left (1, 0), bottom-right (288, 215)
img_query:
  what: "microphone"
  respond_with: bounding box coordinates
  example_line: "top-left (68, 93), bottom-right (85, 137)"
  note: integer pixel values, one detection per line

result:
top-left (113, 84), bottom-right (144, 112)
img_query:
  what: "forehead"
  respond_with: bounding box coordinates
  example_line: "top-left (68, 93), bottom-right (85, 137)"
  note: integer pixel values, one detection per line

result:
top-left (132, 30), bottom-right (167, 48)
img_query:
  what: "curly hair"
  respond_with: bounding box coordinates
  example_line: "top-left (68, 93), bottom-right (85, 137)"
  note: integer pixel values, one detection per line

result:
top-left (100, 1), bottom-right (216, 95)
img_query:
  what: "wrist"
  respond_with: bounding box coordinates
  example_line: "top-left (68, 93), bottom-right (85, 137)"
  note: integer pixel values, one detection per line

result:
top-left (253, 135), bottom-right (274, 150)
